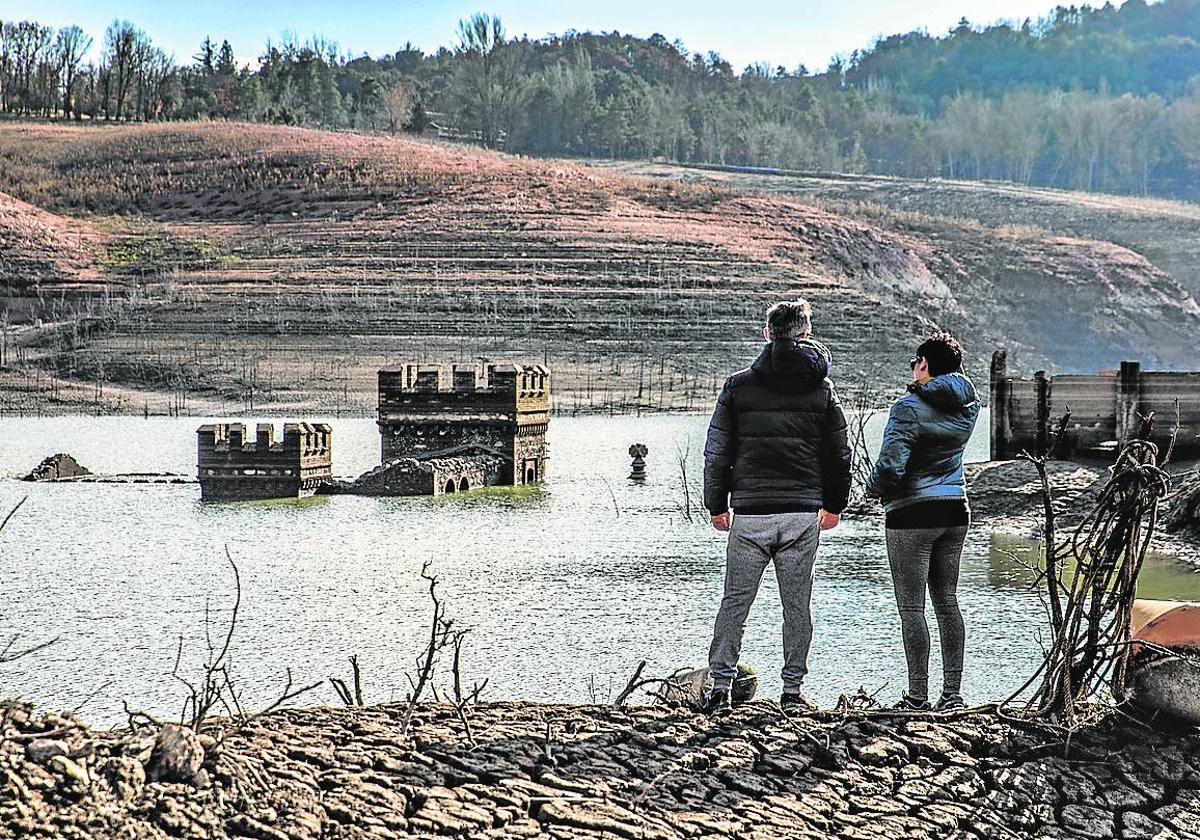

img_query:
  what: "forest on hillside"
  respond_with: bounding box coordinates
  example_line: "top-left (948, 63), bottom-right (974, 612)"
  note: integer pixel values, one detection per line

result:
top-left (2, 0), bottom-right (1200, 198)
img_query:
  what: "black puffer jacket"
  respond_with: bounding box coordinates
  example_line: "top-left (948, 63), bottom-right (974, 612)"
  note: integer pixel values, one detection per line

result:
top-left (703, 339), bottom-right (852, 516)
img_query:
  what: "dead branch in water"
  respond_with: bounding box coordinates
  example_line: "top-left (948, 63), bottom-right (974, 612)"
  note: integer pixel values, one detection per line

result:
top-left (449, 629), bottom-right (487, 745)
top-left (399, 561), bottom-right (486, 741)
top-left (0, 498), bottom-right (61, 665)
top-left (674, 439), bottom-right (694, 522)
top-left (160, 546), bottom-right (320, 731)
top-left (0, 633), bottom-right (61, 665)
top-left (1018, 410), bottom-right (1073, 634)
top-left (331, 655), bottom-right (366, 706)
top-left (169, 546), bottom-right (241, 730)
top-left (1161, 398), bottom-right (1181, 468)
top-left (845, 367), bottom-right (885, 502)
top-left (400, 561), bottom-right (445, 736)
top-left (256, 668), bottom-right (323, 717)
top-left (0, 496), bottom-right (28, 535)
top-left (600, 475), bottom-right (621, 517)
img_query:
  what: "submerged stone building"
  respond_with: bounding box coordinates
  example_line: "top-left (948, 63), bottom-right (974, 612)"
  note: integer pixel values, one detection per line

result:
top-left (373, 362), bottom-right (549, 495)
top-left (197, 422), bottom-right (332, 501)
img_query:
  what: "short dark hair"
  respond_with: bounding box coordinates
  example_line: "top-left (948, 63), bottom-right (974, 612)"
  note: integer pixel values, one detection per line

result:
top-left (765, 299), bottom-right (813, 339)
top-left (916, 331), bottom-right (963, 376)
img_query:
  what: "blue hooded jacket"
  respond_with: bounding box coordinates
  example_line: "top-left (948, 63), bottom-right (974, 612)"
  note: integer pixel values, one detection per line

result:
top-left (865, 373), bottom-right (980, 512)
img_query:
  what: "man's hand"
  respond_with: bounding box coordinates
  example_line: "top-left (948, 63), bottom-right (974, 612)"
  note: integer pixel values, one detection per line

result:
top-left (818, 509), bottom-right (840, 530)
top-left (711, 512), bottom-right (731, 532)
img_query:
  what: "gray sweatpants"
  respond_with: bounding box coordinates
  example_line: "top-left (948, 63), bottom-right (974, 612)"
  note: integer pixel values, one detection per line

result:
top-left (886, 525), bottom-right (969, 702)
top-left (708, 512), bottom-right (820, 693)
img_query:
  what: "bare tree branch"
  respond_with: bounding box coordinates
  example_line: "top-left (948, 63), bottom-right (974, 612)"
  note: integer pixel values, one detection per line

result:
top-left (0, 633), bottom-right (61, 665)
top-left (614, 660), bottom-right (648, 707)
top-left (0, 496), bottom-right (28, 535)
top-left (257, 668), bottom-right (324, 717)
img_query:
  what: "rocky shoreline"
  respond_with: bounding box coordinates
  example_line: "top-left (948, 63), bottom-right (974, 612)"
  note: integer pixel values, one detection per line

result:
top-left (963, 459), bottom-right (1200, 564)
top-left (3, 698), bottom-right (1200, 839)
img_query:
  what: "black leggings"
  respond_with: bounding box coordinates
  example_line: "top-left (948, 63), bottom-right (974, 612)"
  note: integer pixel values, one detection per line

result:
top-left (885, 525), bottom-right (968, 701)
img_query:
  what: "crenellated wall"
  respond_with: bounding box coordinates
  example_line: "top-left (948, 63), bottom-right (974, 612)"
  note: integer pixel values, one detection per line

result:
top-left (376, 362), bottom-right (550, 485)
top-left (197, 422), bottom-right (333, 500)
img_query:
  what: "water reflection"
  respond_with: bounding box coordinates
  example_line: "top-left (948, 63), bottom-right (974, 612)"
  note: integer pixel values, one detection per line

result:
top-left (987, 532), bottom-right (1200, 600)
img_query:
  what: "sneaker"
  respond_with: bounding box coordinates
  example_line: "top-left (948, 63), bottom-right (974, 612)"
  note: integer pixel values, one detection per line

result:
top-left (893, 694), bottom-right (932, 711)
top-left (780, 690), bottom-right (818, 712)
top-left (701, 687), bottom-right (732, 715)
top-left (935, 692), bottom-right (966, 710)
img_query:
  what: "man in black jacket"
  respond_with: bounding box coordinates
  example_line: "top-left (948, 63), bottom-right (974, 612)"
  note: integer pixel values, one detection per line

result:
top-left (702, 299), bottom-right (852, 712)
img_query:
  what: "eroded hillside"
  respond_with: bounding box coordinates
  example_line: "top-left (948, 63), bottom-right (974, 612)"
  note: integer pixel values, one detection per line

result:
top-left (1, 122), bottom-right (1197, 414)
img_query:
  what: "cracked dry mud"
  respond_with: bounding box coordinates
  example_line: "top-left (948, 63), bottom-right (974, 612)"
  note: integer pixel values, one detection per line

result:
top-left (3, 700), bottom-right (1200, 839)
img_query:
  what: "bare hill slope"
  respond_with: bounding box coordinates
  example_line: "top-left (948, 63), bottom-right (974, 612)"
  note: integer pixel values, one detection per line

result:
top-left (1, 122), bottom-right (1197, 414)
top-left (0, 189), bottom-right (97, 285)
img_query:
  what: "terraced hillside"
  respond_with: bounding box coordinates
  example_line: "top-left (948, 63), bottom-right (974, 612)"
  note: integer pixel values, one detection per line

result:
top-left (615, 161), bottom-right (1200, 321)
top-left (1, 122), bottom-right (1198, 415)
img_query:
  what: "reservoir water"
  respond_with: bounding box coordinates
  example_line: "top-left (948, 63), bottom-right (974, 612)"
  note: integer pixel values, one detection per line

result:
top-left (3, 411), bottom-right (1199, 725)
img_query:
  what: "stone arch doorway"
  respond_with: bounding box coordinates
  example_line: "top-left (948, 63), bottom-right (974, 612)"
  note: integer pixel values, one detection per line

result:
top-left (458, 477), bottom-right (470, 492)
top-left (444, 479), bottom-right (456, 494)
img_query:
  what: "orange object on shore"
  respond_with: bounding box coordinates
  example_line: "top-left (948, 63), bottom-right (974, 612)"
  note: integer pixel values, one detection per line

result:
top-left (1127, 599), bottom-right (1200, 724)
top-left (1131, 600), bottom-right (1200, 650)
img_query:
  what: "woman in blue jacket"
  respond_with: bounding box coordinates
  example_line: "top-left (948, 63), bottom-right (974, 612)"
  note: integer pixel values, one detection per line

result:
top-left (866, 332), bottom-right (980, 711)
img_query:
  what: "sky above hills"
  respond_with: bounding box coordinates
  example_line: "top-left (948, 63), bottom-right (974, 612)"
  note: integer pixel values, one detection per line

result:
top-left (7, 0), bottom-right (1078, 73)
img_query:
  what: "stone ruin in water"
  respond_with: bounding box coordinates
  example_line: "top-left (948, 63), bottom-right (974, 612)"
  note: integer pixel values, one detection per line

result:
top-left (354, 361), bottom-right (550, 496)
top-left (21, 453), bottom-right (92, 482)
top-left (194, 362), bottom-right (550, 500)
top-left (196, 423), bottom-right (332, 501)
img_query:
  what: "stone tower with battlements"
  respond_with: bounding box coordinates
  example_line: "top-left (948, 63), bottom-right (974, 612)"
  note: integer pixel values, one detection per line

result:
top-left (197, 422), bottom-right (332, 501)
top-left (376, 362), bottom-right (550, 486)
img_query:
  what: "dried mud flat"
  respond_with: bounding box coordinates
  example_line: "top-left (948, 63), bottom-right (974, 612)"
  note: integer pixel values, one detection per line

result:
top-left (4, 699), bottom-right (1200, 840)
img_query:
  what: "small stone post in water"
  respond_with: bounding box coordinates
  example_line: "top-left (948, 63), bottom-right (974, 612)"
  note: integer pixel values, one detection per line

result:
top-left (629, 444), bottom-right (648, 482)
top-left (1034, 370), bottom-right (1050, 456)
top-left (1116, 360), bottom-right (1142, 446)
top-left (990, 349), bottom-right (1009, 461)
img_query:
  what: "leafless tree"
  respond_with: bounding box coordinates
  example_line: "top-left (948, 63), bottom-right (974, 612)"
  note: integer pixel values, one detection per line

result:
top-left (104, 20), bottom-right (138, 120)
top-left (54, 25), bottom-right (90, 117)
top-left (399, 561), bottom-right (487, 741)
top-left (453, 14), bottom-right (529, 148)
top-left (7, 21), bottom-right (52, 116)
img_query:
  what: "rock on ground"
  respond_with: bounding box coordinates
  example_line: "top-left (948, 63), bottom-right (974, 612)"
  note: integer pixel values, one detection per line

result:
top-left (20, 453), bottom-right (92, 482)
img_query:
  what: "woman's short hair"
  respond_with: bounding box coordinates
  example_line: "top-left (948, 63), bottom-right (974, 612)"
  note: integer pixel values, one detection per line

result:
top-left (765, 299), bottom-right (812, 339)
top-left (916, 332), bottom-right (964, 376)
